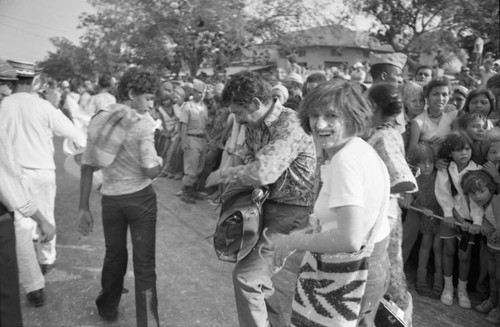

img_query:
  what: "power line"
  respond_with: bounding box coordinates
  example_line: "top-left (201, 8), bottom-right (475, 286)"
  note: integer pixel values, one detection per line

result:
top-left (0, 21), bottom-right (54, 40)
top-left (0, 14), bottom-right (82, 38)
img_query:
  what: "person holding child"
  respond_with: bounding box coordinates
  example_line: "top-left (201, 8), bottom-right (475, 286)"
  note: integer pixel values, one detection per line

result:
top-left (435, 131), bottom-right (483, 308)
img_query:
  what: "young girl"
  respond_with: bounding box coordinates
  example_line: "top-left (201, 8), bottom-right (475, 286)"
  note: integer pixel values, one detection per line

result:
top-left (461, 171), bottom-right (500, 324)
top-left (435, 131), bottom-right (482, 308)
top-left (457, 112), bottom-right (488, 164)
top-left (405, 144), bottom-right (443, 299)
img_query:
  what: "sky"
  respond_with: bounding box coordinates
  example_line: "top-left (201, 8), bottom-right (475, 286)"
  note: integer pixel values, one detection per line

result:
top-left (0, 0), bottom-right (373, 65)
top-left (0, 0), bottom-right (95, 63)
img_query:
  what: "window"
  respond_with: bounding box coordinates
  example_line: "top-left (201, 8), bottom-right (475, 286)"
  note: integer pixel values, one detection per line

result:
top-left (297, 49), bottom-right (306, 57)
top-left (330, 47), bottom-right (343, 56)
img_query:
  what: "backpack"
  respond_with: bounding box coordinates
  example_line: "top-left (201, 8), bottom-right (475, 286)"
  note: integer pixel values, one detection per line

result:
top-left (213, 184), bottom-right (269, 263)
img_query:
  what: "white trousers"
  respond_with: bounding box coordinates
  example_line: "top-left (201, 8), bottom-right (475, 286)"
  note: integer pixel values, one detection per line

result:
top-left (14, 169), bottom-right (56, 292)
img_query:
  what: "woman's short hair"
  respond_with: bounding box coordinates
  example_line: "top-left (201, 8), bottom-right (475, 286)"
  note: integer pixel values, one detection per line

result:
top-left (456, 112), bottom-right (486, 130)
top-left (298, 80), bottom-right (372, 136)
top-left (367, 82), bottom-right (403, 117)
top-left (221, 71), bottom-right (272, 107)
top-left (437, 131), bottom-right (473, 160)
top-left (461, 170), bottom-right (496, 195)
top-left (463, 88), bottom-right (495, 116)
top-left (117, 68), bottom-right (157, 102)
top-left (424, 77), bottom-right (452, 98)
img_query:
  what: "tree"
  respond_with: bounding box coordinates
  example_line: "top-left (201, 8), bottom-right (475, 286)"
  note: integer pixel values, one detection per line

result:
top-left (78, 0), bottom-right (334, 77)
top-left (38, 37), bottom-right (94, 82)
top-left (342, 0), bottom-right (499, 63)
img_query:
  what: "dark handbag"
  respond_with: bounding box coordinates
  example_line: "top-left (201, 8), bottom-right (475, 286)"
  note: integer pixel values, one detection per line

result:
top-left (213, 184), bottom-right (268, 263)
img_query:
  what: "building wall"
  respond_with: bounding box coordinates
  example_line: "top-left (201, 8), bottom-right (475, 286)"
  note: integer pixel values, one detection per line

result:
top-left (294, 47), bottom-right (369, 70)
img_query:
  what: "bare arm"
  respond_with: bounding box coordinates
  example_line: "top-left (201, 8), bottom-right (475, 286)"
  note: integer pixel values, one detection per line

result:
top-left (407, 120), bottom-right (421, 154)
top-left (78, 164), bottom-right (95, 236)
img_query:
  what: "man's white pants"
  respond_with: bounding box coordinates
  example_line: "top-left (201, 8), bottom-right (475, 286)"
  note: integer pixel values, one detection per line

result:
top-left (14, 169), bottom-right (56, 292)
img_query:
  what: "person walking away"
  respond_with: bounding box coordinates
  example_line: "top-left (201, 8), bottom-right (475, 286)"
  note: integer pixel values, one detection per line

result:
top-left (78, 68), bottom-right (162, 326)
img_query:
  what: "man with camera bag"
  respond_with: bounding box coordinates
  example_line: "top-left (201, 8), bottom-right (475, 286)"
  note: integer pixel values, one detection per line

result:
top-left (206, 71), bottom-right (316, 327)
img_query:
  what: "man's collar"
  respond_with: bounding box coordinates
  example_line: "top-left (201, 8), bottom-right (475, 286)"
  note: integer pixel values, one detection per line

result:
top-left (262, 100), bottom-right (282, 127)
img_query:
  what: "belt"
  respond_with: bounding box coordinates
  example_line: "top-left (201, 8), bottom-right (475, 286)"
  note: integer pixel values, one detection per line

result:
top-left (187, 133), bottom-right (205, 138)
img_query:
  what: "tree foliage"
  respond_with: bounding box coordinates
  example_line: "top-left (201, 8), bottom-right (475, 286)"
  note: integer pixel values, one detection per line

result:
top-left (38, 0), bottom-right (333, 80)
top-left (343, 0), bottom-right (499, 57)
top-left (38, 37), bottom-right (94, 82)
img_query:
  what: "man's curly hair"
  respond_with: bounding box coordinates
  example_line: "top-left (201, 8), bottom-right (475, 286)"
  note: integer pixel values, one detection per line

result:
top-left (117, 67), bottom-right (158, 102)
top-left (221, 71), bottom-right (272, 107)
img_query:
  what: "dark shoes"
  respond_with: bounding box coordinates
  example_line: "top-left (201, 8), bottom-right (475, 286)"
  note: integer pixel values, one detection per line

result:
top-left (27, 289), bottom-right (45, 307)
top-left (181, 192), bottom-right (196, 204)
top-left (40, 264), bottom-right (52, 275)
top-left (97, 307), bottom-right (118, 323)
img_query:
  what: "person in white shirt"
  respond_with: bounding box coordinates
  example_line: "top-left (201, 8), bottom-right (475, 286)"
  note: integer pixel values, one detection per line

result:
top-left (0, 60), bottom-right (84, 287)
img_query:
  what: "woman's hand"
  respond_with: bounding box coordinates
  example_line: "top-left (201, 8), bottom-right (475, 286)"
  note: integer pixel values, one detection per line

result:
top-left (260, 228), bottom-right (295, 274)
top-left (461, 221), bottom-right (472, 231)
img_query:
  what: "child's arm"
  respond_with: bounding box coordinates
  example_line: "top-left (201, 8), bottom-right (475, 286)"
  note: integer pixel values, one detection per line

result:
top-left (492, 194), bottom-right (500, 241)
top-left (483, 161), bottom-right (500, 194)
top-left (435, 168), bottom-right (455, 226)
top-left (469, 196), bottom-right (484, 225)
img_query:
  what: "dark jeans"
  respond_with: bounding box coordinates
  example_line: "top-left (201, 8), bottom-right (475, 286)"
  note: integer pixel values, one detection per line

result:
top-left (0, 214), bottom-right (23, 327)
top-left (97, 185), bottom-right (159, 327)
top-left (232, 201), bottom-right (311, 327)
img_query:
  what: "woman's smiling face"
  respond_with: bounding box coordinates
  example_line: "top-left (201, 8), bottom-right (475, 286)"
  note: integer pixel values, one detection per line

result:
top-left (427, 86), bottom-right (450, 114)
top-left (308, 105), bottom-right (350, 153)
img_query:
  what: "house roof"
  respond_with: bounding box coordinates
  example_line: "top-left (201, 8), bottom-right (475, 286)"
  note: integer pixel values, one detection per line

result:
top-left (287, 25), bottom-right (394, 52)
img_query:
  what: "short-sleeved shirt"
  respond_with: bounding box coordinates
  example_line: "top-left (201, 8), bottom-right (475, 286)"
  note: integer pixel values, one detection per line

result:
top-left (179, 101), bottom-right (208, 135)
top-left (314, 137), bottom-right (391, 243)
top-left (87, 92), bottom-right (117, 116)
top-left (82, 106), bottom-right (159, 196)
